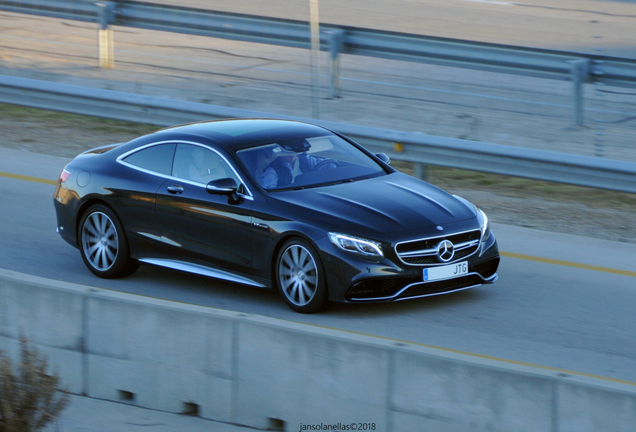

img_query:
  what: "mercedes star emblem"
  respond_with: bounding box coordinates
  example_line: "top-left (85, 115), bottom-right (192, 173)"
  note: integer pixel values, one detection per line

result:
top-left (436, 239), bottom-right (455, 262)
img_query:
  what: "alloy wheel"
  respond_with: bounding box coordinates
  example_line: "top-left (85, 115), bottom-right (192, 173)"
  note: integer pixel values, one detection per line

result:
top-left (81, 211), bottom-right (119, 272)
top-left (278, 244), bottom-right (319, 306)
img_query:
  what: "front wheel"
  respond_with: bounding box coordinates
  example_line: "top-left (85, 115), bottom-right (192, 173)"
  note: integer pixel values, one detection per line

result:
top-left (276, 238), bottom-right (330, 313)
top-left (78, 204), bottom-right (139, 278)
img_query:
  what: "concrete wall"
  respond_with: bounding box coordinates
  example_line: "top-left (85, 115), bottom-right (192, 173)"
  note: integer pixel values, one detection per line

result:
top-left (1, 268), bottom-right (635, 432)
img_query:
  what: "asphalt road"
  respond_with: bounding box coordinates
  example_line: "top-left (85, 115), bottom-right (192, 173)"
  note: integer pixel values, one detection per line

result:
top-left (2, 147), bottom-right (635, 386)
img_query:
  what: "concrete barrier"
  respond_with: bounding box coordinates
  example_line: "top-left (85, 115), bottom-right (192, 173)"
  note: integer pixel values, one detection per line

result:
top-left (1, 268), bottom-right (635, 431)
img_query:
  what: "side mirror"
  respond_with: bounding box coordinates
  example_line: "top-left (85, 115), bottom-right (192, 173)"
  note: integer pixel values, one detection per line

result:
top-left (206, 178), bottom-right (238, 195)
top-left (376, 153), bottom-right (391, 165)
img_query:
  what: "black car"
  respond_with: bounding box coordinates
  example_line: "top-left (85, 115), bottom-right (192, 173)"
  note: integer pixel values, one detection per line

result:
top-left (54, 119), bottom-right (499, 313)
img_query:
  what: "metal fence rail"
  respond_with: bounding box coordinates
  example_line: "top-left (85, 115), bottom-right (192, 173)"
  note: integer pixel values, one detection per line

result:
top-left (2, 0), bottom-right (636, 125)
top-left (1, 74), bottom-right (635, 193)
top-left (0, 0), bottom-right (99, 23)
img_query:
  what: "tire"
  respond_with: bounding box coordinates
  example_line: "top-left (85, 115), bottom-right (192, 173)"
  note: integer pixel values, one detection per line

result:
top-left (78, 204), bottom-right (139, 278)
top-left (275, 238), bottom-right (330, 313)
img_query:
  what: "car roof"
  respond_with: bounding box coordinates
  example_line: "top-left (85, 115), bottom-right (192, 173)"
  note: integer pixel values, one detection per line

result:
top-left (147, 119), bottom-right (334, 151)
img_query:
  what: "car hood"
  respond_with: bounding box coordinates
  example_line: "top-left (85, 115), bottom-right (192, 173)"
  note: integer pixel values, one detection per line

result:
top-left (266, 173), bottom-right (477, 235)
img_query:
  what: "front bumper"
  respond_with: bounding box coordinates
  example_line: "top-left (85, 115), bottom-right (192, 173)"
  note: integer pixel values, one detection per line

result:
top-left (318, 231), bottom-right (500, 303)
top-left (346, 265), bottom-right (498, 302)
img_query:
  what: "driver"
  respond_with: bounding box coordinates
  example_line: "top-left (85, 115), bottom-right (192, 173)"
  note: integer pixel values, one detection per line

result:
top-left (260, 147), bottom-right (333, 188)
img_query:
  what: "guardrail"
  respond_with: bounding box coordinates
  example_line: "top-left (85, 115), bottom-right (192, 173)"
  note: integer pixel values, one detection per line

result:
top-left (2, 0), bottom-right (636, 125)
top-left (1, 74), bottom-right (635, 193)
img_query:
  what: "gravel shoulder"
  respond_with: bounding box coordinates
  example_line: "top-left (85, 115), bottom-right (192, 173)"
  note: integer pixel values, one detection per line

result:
top-left (2, 104), bottom-right (634, 246)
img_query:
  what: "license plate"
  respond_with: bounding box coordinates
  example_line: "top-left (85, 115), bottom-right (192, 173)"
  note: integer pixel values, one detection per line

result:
top-left (423, 261), bottom-right (468, 282)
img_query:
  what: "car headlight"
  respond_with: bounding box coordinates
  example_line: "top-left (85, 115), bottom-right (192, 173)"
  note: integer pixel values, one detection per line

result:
top-left (476, 207), bottom-right (491, 242)
top-left (328, 233), bottom-right (384, 260)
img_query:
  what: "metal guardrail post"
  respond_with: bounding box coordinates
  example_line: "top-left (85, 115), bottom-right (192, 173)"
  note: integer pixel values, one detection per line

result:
top-left (96, 2), bottom-right (115, 69)
top-left (413, 162), bottom-right (428, 181)
top-left (570, 59), bottom-right (590, 127)
top-left (327, 30), bottom-right (345, 98)
top-left (591, 59), bottom-right (607, 158)
top-left (309, 0), bottom-right (321, 119)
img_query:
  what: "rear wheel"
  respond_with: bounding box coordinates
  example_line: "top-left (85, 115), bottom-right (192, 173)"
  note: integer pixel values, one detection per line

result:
top-left (78, 204), bottom-right (139, 278)
top-left (276, 238), bottom-right (330, 313)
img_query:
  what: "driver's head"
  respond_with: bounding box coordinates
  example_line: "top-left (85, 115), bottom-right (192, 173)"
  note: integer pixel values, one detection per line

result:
top-left (280, 154), bottom-right (297, 164)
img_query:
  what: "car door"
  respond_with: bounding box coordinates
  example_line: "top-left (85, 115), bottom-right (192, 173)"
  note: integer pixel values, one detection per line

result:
top-left (155, 143), bottom-right (254, 275)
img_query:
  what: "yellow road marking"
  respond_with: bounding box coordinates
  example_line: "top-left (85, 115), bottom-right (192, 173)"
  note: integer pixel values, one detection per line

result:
top-left (0, 171), bottom-right (57, 185)
top-left (502, 251), bottom-right (636, 278)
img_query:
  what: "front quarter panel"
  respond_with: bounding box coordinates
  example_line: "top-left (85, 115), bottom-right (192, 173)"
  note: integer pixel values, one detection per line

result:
top-left (249, 192), bottom-right (329, 282)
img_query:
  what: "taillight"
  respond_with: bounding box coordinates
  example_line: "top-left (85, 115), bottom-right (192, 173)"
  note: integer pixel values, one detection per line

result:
top-left (59, 169), bottom-right (71, 183)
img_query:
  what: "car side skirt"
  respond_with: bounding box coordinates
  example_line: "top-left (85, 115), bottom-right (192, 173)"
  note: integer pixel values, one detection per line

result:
top-left (139, 258), bottom-right (267, 288)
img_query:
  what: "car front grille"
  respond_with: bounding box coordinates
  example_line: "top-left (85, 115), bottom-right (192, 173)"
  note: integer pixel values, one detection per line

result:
top-left (395, 229), bottom-right (481, 266)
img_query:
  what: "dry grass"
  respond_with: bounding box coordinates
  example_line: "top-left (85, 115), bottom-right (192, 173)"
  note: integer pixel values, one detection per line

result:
top-left (0, 337), bottom-right (69, 432)
top-left (0, 104), bottom-right (157, 136)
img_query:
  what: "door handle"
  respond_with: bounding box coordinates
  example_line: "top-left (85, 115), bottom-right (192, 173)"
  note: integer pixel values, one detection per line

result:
top-left (167, 185), bottom-right (184, 195)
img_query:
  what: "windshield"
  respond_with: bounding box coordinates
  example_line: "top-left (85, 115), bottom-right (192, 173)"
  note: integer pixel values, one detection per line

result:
top-left (236, 134), bottom-right (387, 191)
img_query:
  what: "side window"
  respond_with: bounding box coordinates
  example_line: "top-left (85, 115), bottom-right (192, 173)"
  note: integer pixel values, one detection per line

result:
top-left (172, 144), bottom-right (239, 184)
top-left (123, 144), bottom-right (175, 175)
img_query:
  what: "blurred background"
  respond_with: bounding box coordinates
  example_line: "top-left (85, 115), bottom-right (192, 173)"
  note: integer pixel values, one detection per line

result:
top-left (0, 0), bottom-right (635, 157)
